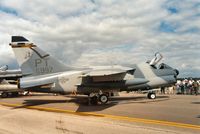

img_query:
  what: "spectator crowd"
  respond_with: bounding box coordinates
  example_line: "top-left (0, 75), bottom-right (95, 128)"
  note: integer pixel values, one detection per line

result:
top-left (175, 79), bottom-right (199, 95)
top-left (159, 79), bottom-right (200, 95)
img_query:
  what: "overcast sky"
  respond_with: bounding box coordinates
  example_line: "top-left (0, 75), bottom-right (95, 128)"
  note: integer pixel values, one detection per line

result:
top-left (0, 0), bottom-right (200, 78)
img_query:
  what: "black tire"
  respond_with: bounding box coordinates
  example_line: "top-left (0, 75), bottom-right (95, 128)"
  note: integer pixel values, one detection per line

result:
top-left (11, 92), bottom-right (19, 97)
top-left (90, 96), bottom-right (98, 105)
top-left (110, 92), bottom-right (114, 96)
top-left (147, 93), bottom-right (156, 99)
top-left (99, 94), bottom-right (108, 104)
top-left (147, 93), bottom-right (150, 99)
top-left (1, 92), bottom-right (8, 98)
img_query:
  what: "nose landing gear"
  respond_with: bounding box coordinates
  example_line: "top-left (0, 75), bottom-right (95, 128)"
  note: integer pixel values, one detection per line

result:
top-left (147, 92), bottom-right (156, 99)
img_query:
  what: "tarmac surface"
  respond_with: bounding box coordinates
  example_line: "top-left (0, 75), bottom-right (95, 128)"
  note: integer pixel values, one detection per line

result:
top-left (0, 93), bottom-right (199, 134)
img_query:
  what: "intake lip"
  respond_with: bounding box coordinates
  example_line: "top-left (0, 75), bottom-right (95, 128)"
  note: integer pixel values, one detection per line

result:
top-left (174, 69), bottom-right (179, 76)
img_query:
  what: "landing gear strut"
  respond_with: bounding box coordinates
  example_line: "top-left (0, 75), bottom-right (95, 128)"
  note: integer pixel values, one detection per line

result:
top-left (90, 96), bottom-right (98, 105)
top-left (147, 92), bottom-right (156, 99)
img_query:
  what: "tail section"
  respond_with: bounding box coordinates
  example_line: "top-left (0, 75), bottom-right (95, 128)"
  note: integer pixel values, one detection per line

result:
top-left (10, 36), bottom-right (72, 76)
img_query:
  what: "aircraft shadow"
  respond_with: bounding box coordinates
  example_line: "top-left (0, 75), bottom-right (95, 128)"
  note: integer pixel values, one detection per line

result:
top-left (76, 95), bottom-right (170, 112)
top-left (12, 99), bottom-right (69, 109)
top-left (110, 95), bottom-right (169, 101)
top-left (11, 95), bottom-right (170, 112)
top-left (191, 102), bottom-right (200, 104)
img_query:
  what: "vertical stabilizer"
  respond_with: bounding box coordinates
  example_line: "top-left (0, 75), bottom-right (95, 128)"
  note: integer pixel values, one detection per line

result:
top-left (10, 36), bottom-right (72, 76)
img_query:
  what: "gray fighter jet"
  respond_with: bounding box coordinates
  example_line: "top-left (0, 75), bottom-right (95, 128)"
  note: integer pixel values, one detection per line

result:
top-left (9, 36), bottom-right (178, 104)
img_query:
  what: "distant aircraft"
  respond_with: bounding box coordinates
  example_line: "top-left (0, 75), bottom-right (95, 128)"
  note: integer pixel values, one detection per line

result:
top-left (0, 79), bottom-right (22, 98)
top-left (0, 65), bottom-right (22, 79)
top-left (0, 65), bottom-right (25, 98)
top-left (9, 36), bottom-right (179, 104)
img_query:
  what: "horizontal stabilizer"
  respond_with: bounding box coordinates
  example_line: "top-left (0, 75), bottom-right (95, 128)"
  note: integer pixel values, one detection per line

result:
top-left (19, 75), bottom-right (57, 89)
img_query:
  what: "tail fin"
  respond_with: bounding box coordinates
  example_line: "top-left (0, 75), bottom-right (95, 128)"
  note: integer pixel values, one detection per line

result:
top-left (10, 36), bottom-right (72, 76)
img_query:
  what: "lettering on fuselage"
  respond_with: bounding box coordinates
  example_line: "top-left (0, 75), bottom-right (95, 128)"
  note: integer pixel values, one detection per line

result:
top-left (34, 58), bottom-right (53, 74)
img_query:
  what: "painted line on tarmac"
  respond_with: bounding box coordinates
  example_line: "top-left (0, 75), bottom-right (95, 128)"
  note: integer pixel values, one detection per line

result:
top-left (0, 102), bottom-right (200, 130)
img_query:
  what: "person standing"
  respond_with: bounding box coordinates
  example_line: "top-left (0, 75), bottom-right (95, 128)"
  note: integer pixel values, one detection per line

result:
top-left (192, 80), bottom-right (199, 95)
top-left (161, 87), bottom-right (165, 94)
top-left (180, 81), bottom-right (185, 94)
top-left (188, 79), bottom-right (194, 95)
top-left (184, 79), bottom-right (189, 94)
top-left (176, 80), bottom-right (181, 94)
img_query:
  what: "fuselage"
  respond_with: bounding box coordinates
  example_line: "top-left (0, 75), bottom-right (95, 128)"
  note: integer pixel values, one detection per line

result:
top-left (21, 62), bottom-right (177, 94)
top-left (123, 62), bottom-right (177, 91)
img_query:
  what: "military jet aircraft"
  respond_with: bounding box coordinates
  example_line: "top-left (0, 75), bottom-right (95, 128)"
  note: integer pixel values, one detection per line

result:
top-left (9, 36), bottom-right (178, 104)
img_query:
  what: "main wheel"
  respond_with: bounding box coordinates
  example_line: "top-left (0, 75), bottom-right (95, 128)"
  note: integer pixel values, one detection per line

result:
top-left (99, 94), bottom-right (108, 104)
top-left (147, 93), bottom-right (156, 99)
top-left (11, 92), bottom-right (19, 97)
top-left (1, 92), bottom-right (8, 98)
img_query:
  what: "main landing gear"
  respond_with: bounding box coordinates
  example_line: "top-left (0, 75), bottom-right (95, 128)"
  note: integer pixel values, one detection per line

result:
top-left (1, 92), bottom-right (8, 98)
top-left (147, 92), bottom-right (156, 99)
top-left (88, 93), bottom-right (109, 105)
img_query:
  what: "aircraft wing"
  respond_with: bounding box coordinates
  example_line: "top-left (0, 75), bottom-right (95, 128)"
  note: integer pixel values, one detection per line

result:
top-left (81, 68), bottom-right (135, 82)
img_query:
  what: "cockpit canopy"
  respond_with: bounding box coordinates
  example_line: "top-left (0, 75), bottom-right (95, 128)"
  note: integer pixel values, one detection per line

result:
top-left (158, 63), bottom-right (173, 69)
top-left (146, 53), bottom-right (173, 70)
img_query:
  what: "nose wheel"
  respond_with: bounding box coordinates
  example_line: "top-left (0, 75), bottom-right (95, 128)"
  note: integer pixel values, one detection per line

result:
top-left (1, 92), bottom-right (8, 98)
top-left (147, 92), bottom-right (156, 99)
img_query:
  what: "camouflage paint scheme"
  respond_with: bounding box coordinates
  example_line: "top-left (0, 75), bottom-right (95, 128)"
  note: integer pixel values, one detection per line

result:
top-left (9, 36), bottom-right (178, 102)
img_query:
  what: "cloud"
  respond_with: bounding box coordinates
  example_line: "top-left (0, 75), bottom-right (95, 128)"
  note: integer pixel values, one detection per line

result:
top-left (0, 0), bottom-right (199, 77)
